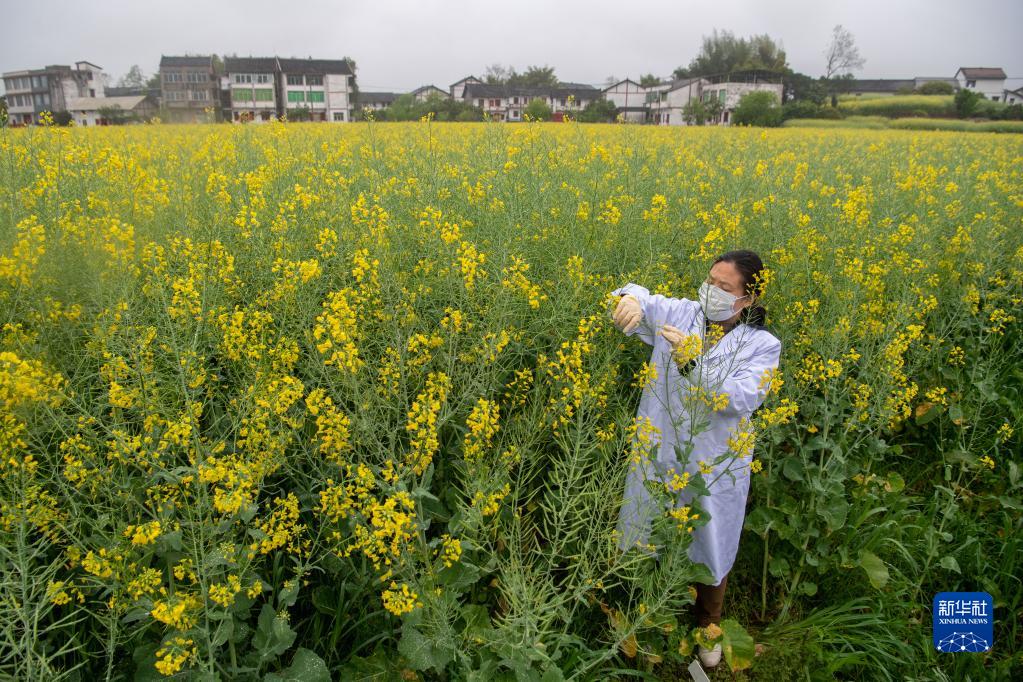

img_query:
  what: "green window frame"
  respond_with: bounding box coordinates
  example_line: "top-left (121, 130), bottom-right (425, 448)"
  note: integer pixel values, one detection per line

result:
top-left (718, 90), bottom-right (726, 103)
top-left (254, 89), bottom-right (274, 102)
top-left (288, 91), bottom-right (305, 103)
top-left (232, 88), bottom-right (252, 102)
top-left (308, 91), bottom-right (324, 103)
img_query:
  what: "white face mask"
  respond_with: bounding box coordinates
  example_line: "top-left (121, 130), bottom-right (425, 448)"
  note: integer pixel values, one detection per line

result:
top-left (698, 281), bottom-right (749, 322)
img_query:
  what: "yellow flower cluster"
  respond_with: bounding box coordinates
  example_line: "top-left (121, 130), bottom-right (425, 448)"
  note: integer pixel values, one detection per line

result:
top-left (501, 255), bottom-right (547, 309)
top-left (463, 397), bottom-right (500, 465)
top-left (305, 388), bottom-right (353, 464)
top-left (313, 288), bottom-right (363, 373)
top-left (154, 636), bottom-right (196, 676)
top-left (381, 581), bottom-right (422, 616)
top-left (405, 372), bottom-right (452, 475)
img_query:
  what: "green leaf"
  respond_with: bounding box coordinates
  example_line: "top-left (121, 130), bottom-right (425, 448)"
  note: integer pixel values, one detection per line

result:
top-left (253, 603), bottom-right (297, 661)
top-left (719, 618), bottom-right (755, 671)
top-left (939, 556), bottom-right (961, 574)
top-left (820, 497), bottom-right (849, 531)
top-left (781, 457), bottom-right (804, 481)
top-left (885, 472), bottom-right (905, 494)
top-left (264, 648), bottom-right (330, 682)
top-left (398, 626), bottom-right (436, 671)
top-left (800, 581), bottom-right (818, 596)
top-left (858, 549), bottom-right (889, 589)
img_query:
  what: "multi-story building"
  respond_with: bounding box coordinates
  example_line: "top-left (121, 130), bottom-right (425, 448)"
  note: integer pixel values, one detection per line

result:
top-left (699, 77), bottom-right (785, 125)
top-left (601, 79), bottom-right (650, 122)
top-left (278, 58), bottom-right (355, 122)
top-left (222, 57), bottom-right (354, 122)
top-left (2, 61), bottom-right (105, 124)
top-left (458, 81), bottom-right (600, 121)
top-left (223, 57), bottom-right (278, 122)
top-left (647, 77), bottom-right (704, 125)
top-left (450, 76), bottom-right (482, 100)
top-left (954, 67), bottom-right (1007, 101)
top-left (159, 55), bottom-right (218, 122)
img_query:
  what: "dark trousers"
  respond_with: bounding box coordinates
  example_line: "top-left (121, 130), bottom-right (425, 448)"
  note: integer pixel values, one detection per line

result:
top-left (694, 573), bottom-right (728, 627)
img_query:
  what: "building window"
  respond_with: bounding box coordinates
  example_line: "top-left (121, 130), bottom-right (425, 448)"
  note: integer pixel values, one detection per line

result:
top-left (232, 89), bottom-right (253, 102)
top-left (966, 79), bottom-right (976, 88)
top-left (333, 111), bottom-right (345, 121)
top-left (191, 90), bottom-right (208, 101)
top-left (287, 74), bottom-right (303, 85)
top-left (308, 91), bottom-right (325, 103)
top-left (307, 75), bottom-right (323, 86)
top-left (254, 89), bottom-right (274, 101)
top-left (256, 74), bottom-right (271, 83)
top-left (719, 90), bottom-right (726, 103)
top-left (234, 74), bottom-right (252, 84)
top-left (288, 91), bottom-right (305, 103)
top-left (477, 99), bottom-right (484, 106)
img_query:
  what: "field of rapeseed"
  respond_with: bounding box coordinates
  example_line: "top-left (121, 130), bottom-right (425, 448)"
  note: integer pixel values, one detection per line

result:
top-left (1, 119), bottom-right (1020, 680)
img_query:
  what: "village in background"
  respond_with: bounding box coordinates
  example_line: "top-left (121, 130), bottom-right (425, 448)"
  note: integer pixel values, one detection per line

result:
top-left (2, 27), bottom-right (1022, 129)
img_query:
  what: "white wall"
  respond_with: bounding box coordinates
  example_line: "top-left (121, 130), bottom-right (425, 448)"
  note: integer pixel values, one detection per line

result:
top-left (955, 73), bottom-right (1005, 100)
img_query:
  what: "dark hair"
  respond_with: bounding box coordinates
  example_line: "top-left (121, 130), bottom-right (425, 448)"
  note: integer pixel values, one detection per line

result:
top-left (712, 249), bottom-right (769, 328)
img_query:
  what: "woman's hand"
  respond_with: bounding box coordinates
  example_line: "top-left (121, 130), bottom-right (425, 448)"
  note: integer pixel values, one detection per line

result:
top-left (660, 324), bottom-right (702, 372)
top-left (612, 294), bottom-right (643, 333)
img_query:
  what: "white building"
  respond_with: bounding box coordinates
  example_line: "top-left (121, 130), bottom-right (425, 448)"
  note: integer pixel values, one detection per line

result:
top-left (601, 79), bottom-right (649, 122)
top-left (648, 77), bottom-right (704, 125)
top-left (3, 61), bottom-right (106, 125)
top-left (458, 81), bottom-right (600, 121)
top-left (410, 85), bottom-right (447, 101)
top-left (223, 57), bottom-right (278, 123)
top-left (65, 95), bottom-right (157, 126)
top-left (954, 67), bottom-right (1007, 101)
top-left (700, 80), bottom-right (785, 125)
top-left (278, 58), bottom-right (355, 122)
top-left (450, 76), bottom-right (483, 100)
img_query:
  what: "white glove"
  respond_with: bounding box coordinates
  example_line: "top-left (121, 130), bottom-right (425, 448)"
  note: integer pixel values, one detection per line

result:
top-left (612, 294), bottom-right (643, 333)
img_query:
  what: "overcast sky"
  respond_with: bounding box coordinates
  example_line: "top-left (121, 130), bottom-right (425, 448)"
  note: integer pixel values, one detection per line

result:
top-left (2, 0), bottom-right (1021, 93)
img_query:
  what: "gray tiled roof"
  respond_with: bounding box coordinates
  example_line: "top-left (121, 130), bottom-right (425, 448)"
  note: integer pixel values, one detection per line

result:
top-left (160, 56), bottom-right (213, 68)
top-left (956, 67), bottom-right (1007, 80)
top-left (462, 83), bottom-right (601, 99)
top-left (278, 58), bottom-right (354, 75)
top-left (224, 57), bottom-right (279, 73)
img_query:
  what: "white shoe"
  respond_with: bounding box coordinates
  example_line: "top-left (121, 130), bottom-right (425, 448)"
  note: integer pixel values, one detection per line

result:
top-left (697, 642), bottom-right (722, 668)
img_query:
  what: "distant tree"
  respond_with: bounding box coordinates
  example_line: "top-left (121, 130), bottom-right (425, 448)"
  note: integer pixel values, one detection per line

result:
top-left (509, 65), bottom-right (558, 88)
top-left (146, 73), bottom-right (161, 89)
top-left (604, 75), bottom-right (618, 87)
top-left (118, 65), bottom-right (148, 89)
top-left (681, 99), bottom-right (708, 125)
top-left (917, 81), bottom-right (954, 95)
top-left (674, 29), bottom-right (788, 79)
top-left (0, 96), bottom-right (7, 127)
top-left (639, 73), bottom-right (661, 88)
top-left (954, 88), bottom-right (981, 118)
top-left (577, 98), bottom-right (618, 122)
top-left (484, 64), bottom-right (513, 84)
top-left (524, 97), bottom-right (552, 121)
top-left (824, 25), bottom-right (865, 79)
top-left (288, 105), bottom-right (312, 122)
top-left (732, 91), bottom-right (782, 127)
top-left (783, 71), bottom-right (827, 104)
top-left (827, 73), bottom-right (857, 107)
top-left (98, 105), bottom-right (132, 125)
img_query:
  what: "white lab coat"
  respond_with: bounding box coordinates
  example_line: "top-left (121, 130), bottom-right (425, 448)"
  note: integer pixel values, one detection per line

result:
top-left (612, 282), bottom-right (782, 586)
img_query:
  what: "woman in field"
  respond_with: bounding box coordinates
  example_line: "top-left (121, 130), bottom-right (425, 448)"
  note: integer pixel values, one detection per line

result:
top-left (609, 249), bottom-right (781, 669)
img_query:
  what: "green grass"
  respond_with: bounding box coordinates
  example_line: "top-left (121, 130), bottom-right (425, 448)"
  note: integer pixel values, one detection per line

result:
top-left (784, 116), bottom-right (1023, 134)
